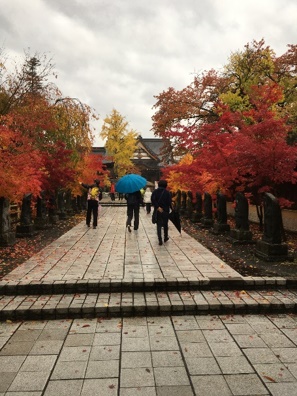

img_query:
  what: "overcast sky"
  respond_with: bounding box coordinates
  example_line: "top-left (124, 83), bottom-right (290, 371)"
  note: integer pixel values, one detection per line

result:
top-left (1, 0), bottom-right (296, 146)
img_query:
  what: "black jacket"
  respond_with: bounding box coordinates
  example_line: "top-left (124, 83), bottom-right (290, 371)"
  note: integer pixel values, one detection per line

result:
top-left (125, 191), bottom-right (143, 205)
top-left (151, 187), bottom-right (172, 212)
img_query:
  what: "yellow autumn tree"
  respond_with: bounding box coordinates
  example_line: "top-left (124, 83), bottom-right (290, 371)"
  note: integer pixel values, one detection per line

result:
top-left (100, 109), bottom-right (138, 178)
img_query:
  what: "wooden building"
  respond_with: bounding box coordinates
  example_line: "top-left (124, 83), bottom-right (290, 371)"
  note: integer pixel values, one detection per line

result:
top-left (92, 136), bottom-right (164, 186)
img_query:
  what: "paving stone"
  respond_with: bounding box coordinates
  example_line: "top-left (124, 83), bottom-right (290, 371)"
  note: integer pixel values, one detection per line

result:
top-left (122, 337), bottom-right (150, 352)
top-left (120, 387), bottom-right (156, 395)
top-left (29, 340), bottom-right (63, 355)
top-left (181, 342), bottom-right (213, 358)
top-left (89, 345), bottom-right (120, 361)
top-left (82, 378), bottom-right (118, 395)
top-left (121, 351), bottom-right (152, 368)
top-left (191, 375), bottom-right (232, 395)
top-left (149, 336), bottom-right (179, 351)
top-left (156, 385), bottom-right (194, 395)
top-left (272, 347), bottom-right (297, 363)
top-left (8, 370), bottom-right (50, 392)
top-left (184, 356), bottom-right (221, 375)
top-left (0, 355), bottom-right (26, 371)
top-left (260, 332), bottom-right (295, 348)
top-left (152, 351), bottom-right (184, 367)
top-left (0, 341), bottom-right (34, 356)
top-left (154, 366), bottom-right (190, 386)
top-left (148, 324), bottom-right (175, 337)
top-left (64, 333), bottom-right (94, 346)
top-left (85, 359), bottom-right (119, 378)
top-left (176, 329), bottom-right (205, 343)
top-left (254, 362), bottom-right (296, 383)
top-left (225, 373), bottom-right (269, 395)
top-left (209, 341), bottom-right (243, 357)
top-left (43, 379), bottom-right (83, 396)
top-left (38, 328), bottom-right (69, 340)
top-left (5, 392), bottom-right (42, 396)
top-left (121, 367), bottom-right (155, 387)
top-left (9, 329), bottom-right (42, 342)
top-left (20, 355), bottom-right (57, 372)
top-left (266, 382), bottom-right (297, 396)
top-left (93, 332), bottom-right (121, 346)
top-left (243, 347), bottom-right (280, 364)
top-left (0, 372), bottom-right (17, 393)
top-left (51, 360), bottom-right (87, 379)
top-left (58, 346), bottom-right (91, 361)
top-left (216, 355), bottom-right (254, 374)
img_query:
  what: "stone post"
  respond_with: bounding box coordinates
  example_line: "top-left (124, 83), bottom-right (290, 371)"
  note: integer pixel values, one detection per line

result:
top-left (0, 197), bottom-right (16, 246)
top-left (191, 192), bottom-right (202, 223)
top-left (255, 193), bottom-right (288, 261)
top-left (200, 192), bottom-right (214, 228)
top-left (230, 192), bottom-right (253, 243)
top-left (213, 192), bottom-right (230, 234)
top-left (34, 191), bottom-right (49, 229)
top-left (57, 190), bottom-right (68, 220)
top-left (16, 193), bottom-right (37, 237)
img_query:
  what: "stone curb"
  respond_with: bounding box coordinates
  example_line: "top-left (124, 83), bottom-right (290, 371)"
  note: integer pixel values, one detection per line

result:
top-left (1, 289), bottom-right (297, 321)
top-left (0, 276), bottom-right (295, 296)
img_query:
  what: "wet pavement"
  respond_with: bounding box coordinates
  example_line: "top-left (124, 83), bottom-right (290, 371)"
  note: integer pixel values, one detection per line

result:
top-left (1, 205), bottom-right (297, 395)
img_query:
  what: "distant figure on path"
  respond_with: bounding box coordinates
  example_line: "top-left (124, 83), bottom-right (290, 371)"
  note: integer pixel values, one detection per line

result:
top-left (110, 183), bottom-right (116, 201)
top-left (143, 187), bottom-right (152, 214)
top-left (151, 180), bottom-right (172, 246)
top-left (80, 179), bottom-right (103, 229)
top-left (125, 190), bottom-right (143, 232)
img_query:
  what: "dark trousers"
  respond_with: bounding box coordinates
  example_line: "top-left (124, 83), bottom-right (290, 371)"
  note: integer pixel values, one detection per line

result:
top-left (145, 203), bottom-right (151, 214)
top-left (156, 212), bottom-right (169, 242)
top-left (126, 204), bottom-right (140, 230)
top-left (86, 200), bottom-right (99, 227)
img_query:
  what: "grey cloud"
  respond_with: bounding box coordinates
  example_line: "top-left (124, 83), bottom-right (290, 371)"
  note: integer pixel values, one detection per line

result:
top-left (0, 0), bottom-right (296, 144)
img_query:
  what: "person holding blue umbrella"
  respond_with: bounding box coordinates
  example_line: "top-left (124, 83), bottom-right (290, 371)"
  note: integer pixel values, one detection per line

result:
top-left (115, 174), bottom-right (147, 233)
top-left (125, 190), bottom-right (143, 232)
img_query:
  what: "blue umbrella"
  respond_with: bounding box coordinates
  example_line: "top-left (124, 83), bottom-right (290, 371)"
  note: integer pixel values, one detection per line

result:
top-left (116, 174), bottom-right (147, 193)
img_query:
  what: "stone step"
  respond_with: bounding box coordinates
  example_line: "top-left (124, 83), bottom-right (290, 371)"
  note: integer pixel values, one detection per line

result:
top-left (1, 289), bottom-right (297, 321)
top-left (0, 276), bottom-right (295, 296)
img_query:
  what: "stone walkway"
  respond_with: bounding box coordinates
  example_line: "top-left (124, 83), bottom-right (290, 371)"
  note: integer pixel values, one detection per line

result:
top-left (1, 206), bottom-right (297, 395)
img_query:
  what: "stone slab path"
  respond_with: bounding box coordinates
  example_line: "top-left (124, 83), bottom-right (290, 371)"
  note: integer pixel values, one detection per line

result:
top-left (1, 206), bottom-right (297, 395)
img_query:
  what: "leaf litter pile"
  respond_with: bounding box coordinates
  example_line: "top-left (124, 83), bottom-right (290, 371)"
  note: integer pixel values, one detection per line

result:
top-left (0, 213), bottom-right (297, 279)
top-left (182, 217), bottom-right (297, 279)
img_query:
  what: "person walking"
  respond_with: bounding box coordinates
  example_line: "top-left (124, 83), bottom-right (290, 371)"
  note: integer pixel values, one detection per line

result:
top-left (143, 187), bottom-right (152, 214)
top-left (125, 190), bottom-right (143, 232)
top-left (151, 180), bottom-right (172, 245)
top-left (110, 183), bottom-right (116, 201)
top-left (80, 179), bottom-right (103, 229)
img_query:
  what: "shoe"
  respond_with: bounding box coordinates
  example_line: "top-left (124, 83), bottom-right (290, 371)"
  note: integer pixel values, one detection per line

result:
top-left (159, 240), bottom-right (163, 246)
top-left (164, 237), bottom-right (169, 243)
top-left (87, 224), bottom-right (90, 227)
top-left (127, 225), bottom-right (131, 233)
top-left (134, 228), bottom-right (138, 231)
top-left (93, 226), bottom-right (96, 229)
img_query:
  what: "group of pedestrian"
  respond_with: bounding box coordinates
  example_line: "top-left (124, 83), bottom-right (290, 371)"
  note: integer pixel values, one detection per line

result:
top-left (80, 178), bottom-right (172, 245)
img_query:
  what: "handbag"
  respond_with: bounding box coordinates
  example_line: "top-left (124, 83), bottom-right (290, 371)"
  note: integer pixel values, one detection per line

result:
top-left (152, 208), bottom-right (157, 224)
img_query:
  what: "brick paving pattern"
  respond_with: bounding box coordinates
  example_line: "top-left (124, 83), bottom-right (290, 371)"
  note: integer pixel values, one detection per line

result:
top-left (1, 205), bottom-right (297, 395)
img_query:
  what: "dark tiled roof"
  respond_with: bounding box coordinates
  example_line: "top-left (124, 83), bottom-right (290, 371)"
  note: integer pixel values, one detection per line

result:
top-left (92, 137), bottom-right (164, 160)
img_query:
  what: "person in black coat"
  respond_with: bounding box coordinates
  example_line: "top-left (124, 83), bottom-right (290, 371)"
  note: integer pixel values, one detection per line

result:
top-left (125, 190), bottom-right (143, 232)
top-left (151, 180), bottom-right (172, 245)
top-left (80, 179), bottom-right (103, 229)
